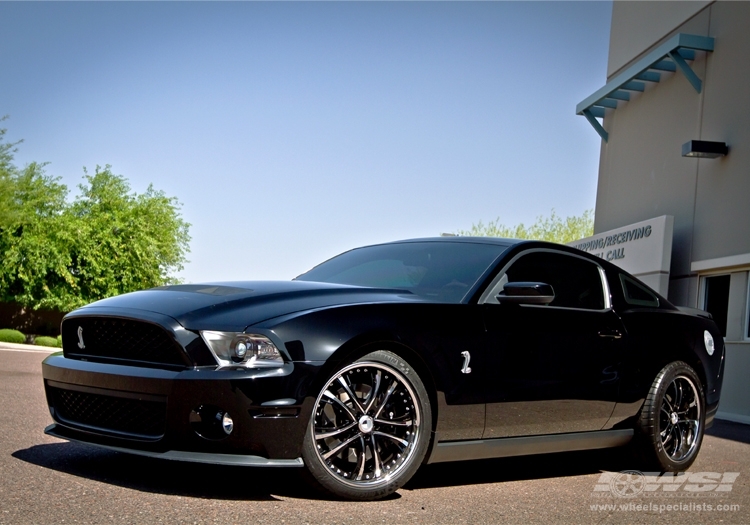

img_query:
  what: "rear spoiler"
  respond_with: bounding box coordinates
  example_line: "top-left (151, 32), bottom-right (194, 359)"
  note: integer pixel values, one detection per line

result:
top-left (677, 306), bottom-right (713, 319)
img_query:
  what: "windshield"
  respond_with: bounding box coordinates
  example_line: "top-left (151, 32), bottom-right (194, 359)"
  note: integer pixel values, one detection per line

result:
top-left (296, 241), bottom-right (509, 303)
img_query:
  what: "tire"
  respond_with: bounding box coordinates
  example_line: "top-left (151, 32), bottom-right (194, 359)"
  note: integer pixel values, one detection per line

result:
top-left (635, 361), bottom-right (705, 471)
top-left (301, 350), bottom-right (432, 500)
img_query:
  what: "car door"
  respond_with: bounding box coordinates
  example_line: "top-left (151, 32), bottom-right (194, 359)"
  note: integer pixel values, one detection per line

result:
top-left (480, 249), bottom-right (625, 438)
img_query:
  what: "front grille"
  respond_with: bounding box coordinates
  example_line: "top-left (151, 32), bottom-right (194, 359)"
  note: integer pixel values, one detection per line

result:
top-left (62, 317), bottom-right (189, 367)
top-left (49, 386), bottom-right (166, 439)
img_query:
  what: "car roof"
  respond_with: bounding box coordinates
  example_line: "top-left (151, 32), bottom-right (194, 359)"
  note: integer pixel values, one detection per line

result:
top-left (365, 236), bottom-right (524, 247)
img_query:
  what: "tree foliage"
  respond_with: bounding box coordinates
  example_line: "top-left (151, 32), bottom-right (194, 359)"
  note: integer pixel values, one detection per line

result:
top-left (456, 209), bottom-right (594, 244)
top-left (0, 121), bottom-right (24, 228)
top-left (0, 123), bottom-right (190, 311)
top-left (66, 167), bottom-right (191, 305)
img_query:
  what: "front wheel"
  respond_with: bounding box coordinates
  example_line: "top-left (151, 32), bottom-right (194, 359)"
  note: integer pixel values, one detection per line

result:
top-left (301, 350), bottom-right (432, 500)
top-left (635, 361), bottom-right (705, 471)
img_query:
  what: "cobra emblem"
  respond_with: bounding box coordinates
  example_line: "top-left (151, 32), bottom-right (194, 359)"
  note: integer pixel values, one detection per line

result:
top-left (77, 326), bottom-right (85, 349)
top-left (460, 351), bottom-right (472, 374)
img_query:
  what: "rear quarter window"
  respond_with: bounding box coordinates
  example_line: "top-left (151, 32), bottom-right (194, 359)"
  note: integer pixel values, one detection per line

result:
top-left (619, 274), bottom-right (659, 308)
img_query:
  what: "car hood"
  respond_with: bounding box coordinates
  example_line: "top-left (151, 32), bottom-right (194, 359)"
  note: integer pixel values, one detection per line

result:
top-left (74, 280), bottom-right (422, 331)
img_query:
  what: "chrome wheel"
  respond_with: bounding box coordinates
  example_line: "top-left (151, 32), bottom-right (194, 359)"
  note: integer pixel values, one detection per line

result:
top-left (310, 360), bottom-right (422, 488)
top-left (659, 375), bottom-right (701, 462)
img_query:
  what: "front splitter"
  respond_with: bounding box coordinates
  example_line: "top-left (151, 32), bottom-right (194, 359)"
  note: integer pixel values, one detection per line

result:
top-left (45, 424), bottom-right (304, 467)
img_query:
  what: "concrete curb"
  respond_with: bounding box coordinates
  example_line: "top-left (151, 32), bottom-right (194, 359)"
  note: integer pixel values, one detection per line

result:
top-left (0, 341), bottom-right (59, 353)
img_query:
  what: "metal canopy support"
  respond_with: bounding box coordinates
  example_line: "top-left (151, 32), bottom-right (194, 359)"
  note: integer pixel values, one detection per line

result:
top-left (582, 109), bottom-right (608, 142)
top-left (576, 33), bottom-right (714, 142)
top-left (668, 50), bottom-right (703, 93)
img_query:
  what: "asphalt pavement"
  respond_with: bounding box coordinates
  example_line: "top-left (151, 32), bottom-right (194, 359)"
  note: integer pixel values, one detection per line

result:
top-left (1, 347), bottom-right (748, 524)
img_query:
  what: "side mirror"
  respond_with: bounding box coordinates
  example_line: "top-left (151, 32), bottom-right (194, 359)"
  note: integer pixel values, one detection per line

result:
top-left (496, 282), bottom-right (555, 305)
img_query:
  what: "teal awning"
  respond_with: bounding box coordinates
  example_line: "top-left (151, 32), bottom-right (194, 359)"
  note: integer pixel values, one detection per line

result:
top-left (576, 33), bottom-right (714, 142)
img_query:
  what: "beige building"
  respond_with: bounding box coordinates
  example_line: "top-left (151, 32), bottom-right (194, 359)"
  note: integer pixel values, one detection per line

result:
top-left (577, 1), bottom-right (750, 423)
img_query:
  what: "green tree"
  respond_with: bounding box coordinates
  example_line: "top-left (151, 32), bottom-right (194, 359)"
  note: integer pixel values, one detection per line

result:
top-left (0, 156), bottom-right (73, 310)
top-left (65, 166), bottom-right (191, 307)
top-left (457, 209), bottom-right (594, 244)
top-left (0, 119), bottom-right (23, 227)
top-left (0, 125), bottom-right (191, 311)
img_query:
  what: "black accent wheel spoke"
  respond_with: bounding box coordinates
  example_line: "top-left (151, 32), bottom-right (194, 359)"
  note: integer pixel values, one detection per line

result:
top-left (674, 381), bottom-right (684, 411)
top-left (323, 390), bottom-right (357, 420)
top-left (373, 380), bottom-right (398, 419)
top-left (660, 422), bottom-right (672, 441)
top-left (659, 375), bottom-right (701, 462)
top-left (363, 370), bottom-right (382, 413)
top-left (374, 417), bottom-right (413, 427)
top-left (315, 421), bottom-right (358, 440)
top-left (337, 375), bottom-right (366, 415)
top-left (373, 430), bottom-right (409, 448)
top-left (371, 434), bottom-right (382, 479)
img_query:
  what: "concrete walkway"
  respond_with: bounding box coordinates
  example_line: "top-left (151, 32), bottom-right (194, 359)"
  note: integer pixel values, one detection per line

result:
top-left (0, 341), bottom-right (59, 353)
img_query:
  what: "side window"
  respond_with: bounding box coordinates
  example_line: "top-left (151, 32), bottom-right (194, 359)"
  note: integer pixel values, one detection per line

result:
top-left (505, 251), bottom-right (605, 310)
top-left (620, 274), bottom-right (659, 308)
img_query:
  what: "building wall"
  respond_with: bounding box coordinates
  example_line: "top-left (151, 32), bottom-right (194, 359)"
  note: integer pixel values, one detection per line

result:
top-left (596, 1), bottom-right (750, 300)
top-left (595, 1), bottom-right (750, 422)
top-left (607, 1), bottom-right (711, 77)
top-left (595, 6), bottom-right (710, 299)
top-left (692, 2), bottom-right (750, 264)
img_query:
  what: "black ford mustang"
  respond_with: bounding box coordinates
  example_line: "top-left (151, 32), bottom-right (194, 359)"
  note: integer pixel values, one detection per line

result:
top-left (42, 237), bottom-right (724, 500)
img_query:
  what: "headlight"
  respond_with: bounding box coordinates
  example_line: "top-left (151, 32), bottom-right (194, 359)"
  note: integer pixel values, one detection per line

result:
top-left (200, 331), bottom-right (285, 368)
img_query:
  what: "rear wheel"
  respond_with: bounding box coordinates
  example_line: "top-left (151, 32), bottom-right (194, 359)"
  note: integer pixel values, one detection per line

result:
top-left (635, 361), bottom-right (705, 471)
top-left (301, 350), bottom-right (431, 500)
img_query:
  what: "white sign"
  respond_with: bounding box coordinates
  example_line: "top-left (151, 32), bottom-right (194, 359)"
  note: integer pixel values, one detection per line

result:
top-left (568, 216), bottom-right (674, 296)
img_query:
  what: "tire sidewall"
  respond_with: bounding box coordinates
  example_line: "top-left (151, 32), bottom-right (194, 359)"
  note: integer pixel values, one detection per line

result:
top-left (302, 350), bottom-right (432, 500)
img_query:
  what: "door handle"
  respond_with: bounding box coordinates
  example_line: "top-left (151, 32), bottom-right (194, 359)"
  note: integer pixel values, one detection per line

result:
top-left (598, 329), bottom-right (622, 339)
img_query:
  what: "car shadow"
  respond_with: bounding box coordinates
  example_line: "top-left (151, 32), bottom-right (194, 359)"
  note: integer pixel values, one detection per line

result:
top-left (12, 441), bottom-right (320, 501)
top-left (406, 420), bottom-right (750, 491)
top-left (705, 419), bottom-right (750, 445)
top-left (15, 424), bottom-right (747, 500)
top-left (404, 446), bottom-right (632, 491)
top-left (15, 440), bottom-right (634, 500)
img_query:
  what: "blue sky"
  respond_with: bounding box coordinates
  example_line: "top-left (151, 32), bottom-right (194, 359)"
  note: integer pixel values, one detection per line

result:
top-left (1, 1), bottom-right (612, 283)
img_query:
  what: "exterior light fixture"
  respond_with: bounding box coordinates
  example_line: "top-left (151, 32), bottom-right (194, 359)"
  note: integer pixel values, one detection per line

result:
top-left (681, 140), bottom-right (728, 158)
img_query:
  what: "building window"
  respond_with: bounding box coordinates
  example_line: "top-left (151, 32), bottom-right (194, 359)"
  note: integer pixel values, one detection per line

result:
top-left (703, 274), bottom-right (731, 337)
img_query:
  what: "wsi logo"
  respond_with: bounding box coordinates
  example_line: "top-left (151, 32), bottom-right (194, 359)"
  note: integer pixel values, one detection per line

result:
top-left (593, 471), bottom-right (740, 498)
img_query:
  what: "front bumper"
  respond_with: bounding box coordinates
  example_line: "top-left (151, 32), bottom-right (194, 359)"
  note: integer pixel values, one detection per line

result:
top-left (42, 353), bottom-right (322, 463)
